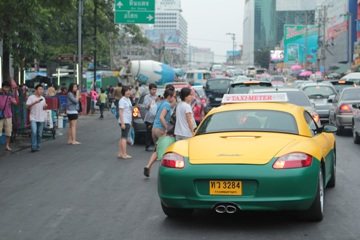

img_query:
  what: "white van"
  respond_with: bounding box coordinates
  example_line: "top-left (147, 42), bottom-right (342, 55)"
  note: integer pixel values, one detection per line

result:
top-left (185, 70), bottom-right (212, 86)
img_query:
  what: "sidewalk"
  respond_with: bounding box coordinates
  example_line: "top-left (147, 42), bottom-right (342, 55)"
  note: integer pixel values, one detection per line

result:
top-left (0, 113), bottom-right (109, 158)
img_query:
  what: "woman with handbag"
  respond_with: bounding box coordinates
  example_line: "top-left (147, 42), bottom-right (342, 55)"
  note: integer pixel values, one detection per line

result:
top-left (66, 83), bottom-right (81, 145)
top-left (0, 81), bottom-right (18, 151)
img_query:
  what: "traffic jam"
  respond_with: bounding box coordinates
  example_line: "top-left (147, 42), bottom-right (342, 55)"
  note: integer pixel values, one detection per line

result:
top-left (144, 67), bottom-right (360, 222)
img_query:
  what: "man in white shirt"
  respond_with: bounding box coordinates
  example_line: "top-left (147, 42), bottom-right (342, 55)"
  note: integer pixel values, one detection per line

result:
top-left (26, 84), bottom-right (47, 152)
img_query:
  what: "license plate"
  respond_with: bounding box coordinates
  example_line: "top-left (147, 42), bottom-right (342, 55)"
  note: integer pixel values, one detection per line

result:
top-left (209, 180), bottom-right (242, 196)
top-left (215, 98), bottom-right (222, 101)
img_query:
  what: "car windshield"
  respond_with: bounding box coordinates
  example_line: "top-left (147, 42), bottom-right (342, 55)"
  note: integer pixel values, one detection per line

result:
top-left (229, 84), bottom-right (271, 94)
top-left (341, 89), bottom-right (360, 101)
top-left (197, 110), bottom-right (299, 135)
top-left (206, 79), bottom-right (232, 92)
top-left (194, 87), bottom-right (206, 98)
top-left (303, 86), bottom-right (336, 98)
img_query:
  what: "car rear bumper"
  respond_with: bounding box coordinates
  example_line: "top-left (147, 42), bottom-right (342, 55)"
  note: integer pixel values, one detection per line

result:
top-left (158, 158), bottom-right (320, 211)
top-left (336, 114), bottom-right (353, 128)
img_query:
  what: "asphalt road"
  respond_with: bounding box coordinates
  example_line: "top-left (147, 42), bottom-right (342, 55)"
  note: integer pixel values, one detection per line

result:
top-left (0, 112), bottom-right (360, 240)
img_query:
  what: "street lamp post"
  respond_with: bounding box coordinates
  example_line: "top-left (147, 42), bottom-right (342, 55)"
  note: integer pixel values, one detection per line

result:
top-left (226, 33), bottom-right (236, 65)
top-left (78, 0), bottom-right (84, 90)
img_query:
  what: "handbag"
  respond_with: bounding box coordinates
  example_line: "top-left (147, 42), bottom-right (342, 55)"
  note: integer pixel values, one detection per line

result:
top-left (0, 96), bottom-right (9, 120)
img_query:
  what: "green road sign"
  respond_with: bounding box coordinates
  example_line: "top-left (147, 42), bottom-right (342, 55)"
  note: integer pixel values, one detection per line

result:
top-left (114, 0), bottom-right (155, 24)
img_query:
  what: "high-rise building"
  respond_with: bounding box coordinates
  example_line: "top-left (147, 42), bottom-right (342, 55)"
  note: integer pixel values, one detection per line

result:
top-left (316, 0), bottom-right (357, 71)
top-left (242, 0), bottom-right (316, 66)
top-left (144, 0), bottom-right (188, 65)
top-left (242, 0), bottom-right (277, 66)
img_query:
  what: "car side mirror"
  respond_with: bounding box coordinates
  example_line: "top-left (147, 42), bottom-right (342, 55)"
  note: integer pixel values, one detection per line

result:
top-left (328, 95), bottom-right (335, 103)
top-left (320, 125), bottom-right (338, 133)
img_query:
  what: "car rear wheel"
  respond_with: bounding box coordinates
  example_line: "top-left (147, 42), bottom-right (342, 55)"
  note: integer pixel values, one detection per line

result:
top-left (327, 154), bottom-right (336, 188)
top-left (161, 202), bottom-right (193, 218)
top-left (303, 169), bottom-right (324, 221)
top-left (353, 126), bottom-right (360, 144)
top-left (336, 126), bottom-right (344, 136)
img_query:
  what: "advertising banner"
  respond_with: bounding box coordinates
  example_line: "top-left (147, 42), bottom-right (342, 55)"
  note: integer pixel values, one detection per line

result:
top-left (284, 25), bottom-right (318, 65)
top-left (145, 29), bottom-right (181, 48)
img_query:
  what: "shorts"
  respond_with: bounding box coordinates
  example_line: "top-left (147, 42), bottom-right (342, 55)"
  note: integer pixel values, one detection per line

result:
top-left (67, 114), bottom-right (78, 121)
top-left (0, 118), bottom-right (12, 137)
top-left (120, 123), bottom-right (131, 139)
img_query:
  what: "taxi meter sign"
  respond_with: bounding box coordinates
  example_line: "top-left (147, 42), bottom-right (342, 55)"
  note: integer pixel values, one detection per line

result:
top-left (222, 93), bottom-right (288, 104)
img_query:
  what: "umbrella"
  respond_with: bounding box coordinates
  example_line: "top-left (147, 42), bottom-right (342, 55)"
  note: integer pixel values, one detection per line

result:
top-left (299, 71), bottom-right (313, 77)
top-left (291, 64), bottom-right (303, 71)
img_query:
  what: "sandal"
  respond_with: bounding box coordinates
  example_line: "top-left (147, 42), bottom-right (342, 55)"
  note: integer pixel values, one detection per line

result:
top-left (144, 167), bottom-right (150, 177)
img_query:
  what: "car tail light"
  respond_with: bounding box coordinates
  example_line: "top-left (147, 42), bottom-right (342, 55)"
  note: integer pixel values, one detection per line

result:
top-left (162, 153), bottom-right (185, 169)
top-left (339, 104), bottom-right (352, 113)
top-left (132, 107), bottom-right (141, 118)
top-left (273, 153), bottom-right (313, 169)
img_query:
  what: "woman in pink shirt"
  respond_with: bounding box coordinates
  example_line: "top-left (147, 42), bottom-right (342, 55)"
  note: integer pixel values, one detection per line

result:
top-left (0, 81), bottom-right (18, 151)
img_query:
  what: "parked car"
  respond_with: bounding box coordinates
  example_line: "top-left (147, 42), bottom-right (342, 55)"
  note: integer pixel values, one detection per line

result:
top-left (352, 103), bottom-right (360, 144)
top-left (301, 82), bottom-right (337, 122)
top-left (329, 87), bottom-right (360, 134)
top-left (205, 78), bottom-right (233, 108)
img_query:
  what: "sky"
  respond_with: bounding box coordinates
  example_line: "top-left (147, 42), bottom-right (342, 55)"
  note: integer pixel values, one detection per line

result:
top-left (181, 0), bottom-right (245, 63)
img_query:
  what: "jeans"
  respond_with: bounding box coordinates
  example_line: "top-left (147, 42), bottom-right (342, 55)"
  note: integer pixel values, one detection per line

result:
top-left (100, 103), bottom-right (105, 117)
top-left (31, 121), bottom-right (44, 150)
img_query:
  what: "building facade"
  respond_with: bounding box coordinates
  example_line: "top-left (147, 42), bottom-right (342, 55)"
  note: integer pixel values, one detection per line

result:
top-left (144, 0), bottom-right (188, 65)
top-left (188, 46), bottom-right (215, 69)
top-left (242, 0), bottom-right (316, 66)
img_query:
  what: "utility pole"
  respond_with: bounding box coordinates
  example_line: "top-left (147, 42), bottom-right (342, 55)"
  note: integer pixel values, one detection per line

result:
top-left (226, 33), bottom-right (236, 65)
top-left (78, 0), bottom-right (84, 90)
top-left (93, 0), bottom-right (98, 90)
top-left (317, 5), bottom-right (328, 73)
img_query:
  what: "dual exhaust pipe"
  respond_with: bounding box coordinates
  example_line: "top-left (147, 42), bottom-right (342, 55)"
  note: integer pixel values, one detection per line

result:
top-left (214, 204), bottom-right (238, 214)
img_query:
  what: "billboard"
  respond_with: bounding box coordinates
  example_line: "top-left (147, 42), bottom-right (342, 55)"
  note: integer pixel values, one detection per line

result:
top-left (284, 25), bottom-right (318, 65)
top-left (325, 0), bottom-right (349, 65)
top-left (226, 50), bottom-right (241, 57)
top-left (145, 29), bottom-right (181, 48)
top-left (270, 50), bottom-right (284, 62)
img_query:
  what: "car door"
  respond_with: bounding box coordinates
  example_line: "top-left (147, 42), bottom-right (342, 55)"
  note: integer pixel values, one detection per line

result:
top-left (304, 111), bottom-right (333, 181)
top-left (329, 94), bottom-right (340, 124)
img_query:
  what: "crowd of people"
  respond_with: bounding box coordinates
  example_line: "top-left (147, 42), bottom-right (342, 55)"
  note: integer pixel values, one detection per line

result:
top-left (1, 80), bottom-right (198, 180)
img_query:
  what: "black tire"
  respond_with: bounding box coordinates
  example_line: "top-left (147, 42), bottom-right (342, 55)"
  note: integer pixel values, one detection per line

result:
top-left (353, 126), bottom-right (360, 144)
top-left (336, 126), bottom-right (344, 136)
top-left (161, 202), bottom-right (193, 218)
top-left (327, 152), bottom-right (336, 188)
top-left (303, 169), bottom-right (324, 222)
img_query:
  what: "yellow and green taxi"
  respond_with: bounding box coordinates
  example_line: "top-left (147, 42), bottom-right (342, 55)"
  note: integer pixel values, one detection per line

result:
top-left (158, 93), bottom-right (337, 221)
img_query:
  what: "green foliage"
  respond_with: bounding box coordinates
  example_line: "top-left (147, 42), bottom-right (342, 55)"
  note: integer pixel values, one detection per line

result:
top-left (0, 0), bottom-right (149, 71)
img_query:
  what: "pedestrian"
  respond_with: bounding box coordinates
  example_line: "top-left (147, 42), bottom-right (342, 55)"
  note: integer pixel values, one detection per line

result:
top-left (66, 83), bottom-right (81, 145)
top-left (144, 88), bottom-right (176, 177)
top-left (175, 87), bottom-right (196, 141)
top-left (26, 84), bottom-right (47, 152)
top-left (118, 86), bottom-right (133, 159)
top-left (99, 88), bottom-right (107, 119)
top-left (90, 88), bottom-right (98, 114)
top-left (113, 82), bottom-right (122, 110)
top-left (47, 84), bottom-right (56, 97)
top-left (0, 81), bottom-right (18, 151)
top-left (143, 83), bottom-right (158, 151)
